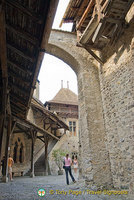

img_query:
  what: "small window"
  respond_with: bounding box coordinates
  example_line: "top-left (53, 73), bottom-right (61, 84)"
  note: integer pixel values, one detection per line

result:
top-left (69, 121), bottom-right (77, 136)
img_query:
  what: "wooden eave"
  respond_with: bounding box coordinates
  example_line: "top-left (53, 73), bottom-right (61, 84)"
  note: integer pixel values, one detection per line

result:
top-left (0, 0), bottom-right (59, 119)
top-left (60, 0), bottom-right (134, 63)
top-left (12, 116), bottom-right (60, 141)
top-left (31, 98), bottom-right (69, 130)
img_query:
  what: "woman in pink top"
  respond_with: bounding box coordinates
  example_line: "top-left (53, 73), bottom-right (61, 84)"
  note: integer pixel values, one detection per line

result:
top-left (64, 154), bottom-right (76, 185)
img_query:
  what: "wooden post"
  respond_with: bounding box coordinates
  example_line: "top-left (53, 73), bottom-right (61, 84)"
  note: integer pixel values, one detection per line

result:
top-left (0, 115), bottom-right (4, 165)
top-left (43, 135), bottom-right (49, 175)
top-left (2, 115), bottom-right (12, 182)
top-left (0, 2), bottom-right (8, 164)
top-left (30, 130), bottom-right (37, 178)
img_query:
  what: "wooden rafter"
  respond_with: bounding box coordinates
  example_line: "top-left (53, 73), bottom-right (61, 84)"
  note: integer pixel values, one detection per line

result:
top-left (6, 24), bottom-right (39, 45)
top-left (26, 0), bottom-right (60, 117)
top-left (31, 103), bottom-right (69, 130)
top-left (77, 0), bottom-right (89, 17)
top-left (9, 84), bottom-right (30, 97)
top-left (6, 0), bottom-right (43, 23)
top-left (76, 0), bottom-right (95, 30)
top-left (7, 44), bottom-right (35, 63)
top-left (0, 6), bottom-right (8, 79)
top-left (7, 60), bottom-right (32, 75)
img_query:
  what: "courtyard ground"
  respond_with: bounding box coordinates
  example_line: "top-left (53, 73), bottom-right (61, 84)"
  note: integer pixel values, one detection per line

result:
top-left (0, 172), bottom-right (133, 200)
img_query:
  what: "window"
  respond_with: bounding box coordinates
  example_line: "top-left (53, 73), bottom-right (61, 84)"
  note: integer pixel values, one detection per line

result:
top-left (13, 139), bottom-right (24, 163)
top-left (69, 121), bottom-right (76, 136)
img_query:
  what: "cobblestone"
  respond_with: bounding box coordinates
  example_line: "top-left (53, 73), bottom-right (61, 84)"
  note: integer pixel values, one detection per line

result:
top-left (0, 175), bottom-right (133, 200)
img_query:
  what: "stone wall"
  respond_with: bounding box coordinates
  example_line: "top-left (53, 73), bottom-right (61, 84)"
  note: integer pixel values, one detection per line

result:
top-left (47, 24), bottom-right (134, 191)
top-left (47, 30), bottom-right (112, 188)
top-left (99, 13), bottom-right (134, 190)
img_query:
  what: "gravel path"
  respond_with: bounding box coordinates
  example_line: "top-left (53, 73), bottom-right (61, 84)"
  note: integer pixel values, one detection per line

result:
top-left (0, 175), bottom-right (133, 200)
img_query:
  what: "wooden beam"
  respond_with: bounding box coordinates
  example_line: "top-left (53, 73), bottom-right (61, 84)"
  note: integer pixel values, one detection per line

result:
top-left (7, 92), bottom-right (11, 115)
top-left (0, 7), bottom-right (8, 158)
top-left (6, 24), bottom-right (39, 45)
top-left (8, 71), bottom-right (31, 87)
top-left (7, 44), bottom-right (35, 63)
top-left (0, 6), bottom-right (8, 78)
top-left (10, 94), bottom-right (28, 107)
top-left (0, 114), bottom-right (4, 165)
top-left (77, 0), bottom-right (89, 17)
top-left (84, 45), bottom-right (104, 65)
top-left (79, 15), bottom-right (98, 44)
top-left (76, 0), bottom-right (95, 30)
top-left (12, 117), bottom-right (60, 141)
top-left (26, 0), bottom-right (60, 117)
top-left (15, 124), bottom-right (31, 138)
top-left (10, 101), bottom-right (27, 113)
top-left (8, 60), bottom-right (32, 75)
top-left (11, 121), bottom-right (16, 135)
top-left (37, 136), bottom-right (45, 143)
top-left (31, 104), bottom-right (69, 130)
top-left (92, 22), bottom-right (103, 43)
top-left (6, 0), bottom-right (43, 23)
top-left (77, 43), bottom-right (103, 64)
top-left (9, 83), bottom-right (30, 97)
top-left (13, 130), bottom-right (25, 134)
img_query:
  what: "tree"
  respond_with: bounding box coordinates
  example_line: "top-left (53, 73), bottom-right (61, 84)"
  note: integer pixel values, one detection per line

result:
top-left (52, 149), bottom-right (66, 171)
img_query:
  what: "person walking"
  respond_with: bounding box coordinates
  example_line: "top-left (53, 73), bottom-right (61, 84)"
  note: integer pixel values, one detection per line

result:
top-left (73, 156), bottom-right (78, 173)
top-left (8, 155), bottom-right (14, 181)
top-left (63, 154), bottom-right (76, 185)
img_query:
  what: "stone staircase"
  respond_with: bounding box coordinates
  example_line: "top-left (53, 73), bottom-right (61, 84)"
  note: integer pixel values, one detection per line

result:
top-left (25, 139), bottom-right (57, 176)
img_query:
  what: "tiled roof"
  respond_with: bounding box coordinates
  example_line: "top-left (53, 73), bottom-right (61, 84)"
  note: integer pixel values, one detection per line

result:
top-left (48, 88), bottom-right (78, 105)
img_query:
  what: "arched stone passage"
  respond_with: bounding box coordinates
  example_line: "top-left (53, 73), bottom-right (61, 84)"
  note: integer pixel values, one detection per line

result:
top-left (45, 30), bottom-right (113, 188)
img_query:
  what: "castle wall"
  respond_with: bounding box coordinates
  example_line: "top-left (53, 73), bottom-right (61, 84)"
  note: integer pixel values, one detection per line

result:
top-left (99, 13), bottom-right (134, 190)
top-left (47, 30), bottom-right (112, 188)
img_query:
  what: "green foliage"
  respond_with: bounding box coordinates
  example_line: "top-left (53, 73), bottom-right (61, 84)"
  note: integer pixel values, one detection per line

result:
top-left (52, 149), bottom-right (66, 170)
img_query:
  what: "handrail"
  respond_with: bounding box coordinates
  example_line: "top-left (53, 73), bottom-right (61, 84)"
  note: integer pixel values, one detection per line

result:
top-left (34, 144), bottom-right (45, 157)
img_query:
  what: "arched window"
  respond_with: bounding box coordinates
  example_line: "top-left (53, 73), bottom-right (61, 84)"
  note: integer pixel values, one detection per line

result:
top-left (19, 143), bottom-right (24, 163)
top-left (13, 139), bottom-right (25, 164)
top-left (13, 141), bottom-right (18, 163)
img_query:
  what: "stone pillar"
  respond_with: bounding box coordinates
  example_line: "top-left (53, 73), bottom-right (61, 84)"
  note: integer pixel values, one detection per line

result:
top-left (77, 64), bottom-right (113, 188)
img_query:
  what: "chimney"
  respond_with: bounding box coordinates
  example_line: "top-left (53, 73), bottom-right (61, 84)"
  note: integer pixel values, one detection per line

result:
top-left (67, 81), bottom-right (69, 89)
top-left (61, 80), bottom-right (63, 88)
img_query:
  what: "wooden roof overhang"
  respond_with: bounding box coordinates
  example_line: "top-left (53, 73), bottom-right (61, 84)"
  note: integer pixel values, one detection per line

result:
top-left (12, 116), bottom-right (60, 141)
top-left (60, 0), bottom-right (133, 63)
top-left (31, 98), bottom-right (69, 131)
top-left (45, 100), bottom-right (78, 106)
top-left (0, 0), bottom-right (59, 120)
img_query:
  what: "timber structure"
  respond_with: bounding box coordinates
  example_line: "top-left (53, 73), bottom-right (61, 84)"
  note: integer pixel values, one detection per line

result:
top-left (60, 0), bottom-right (133, 63)
top-left (0, 0), bottom-right (60, 181)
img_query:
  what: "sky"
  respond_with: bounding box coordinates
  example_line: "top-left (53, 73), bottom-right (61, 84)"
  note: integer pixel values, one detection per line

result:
top-left (38, 0), bottom-right (78, 103)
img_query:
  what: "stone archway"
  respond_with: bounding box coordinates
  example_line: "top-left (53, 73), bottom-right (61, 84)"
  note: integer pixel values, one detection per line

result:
top-left (45, 30), bottom-right (113, 188)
